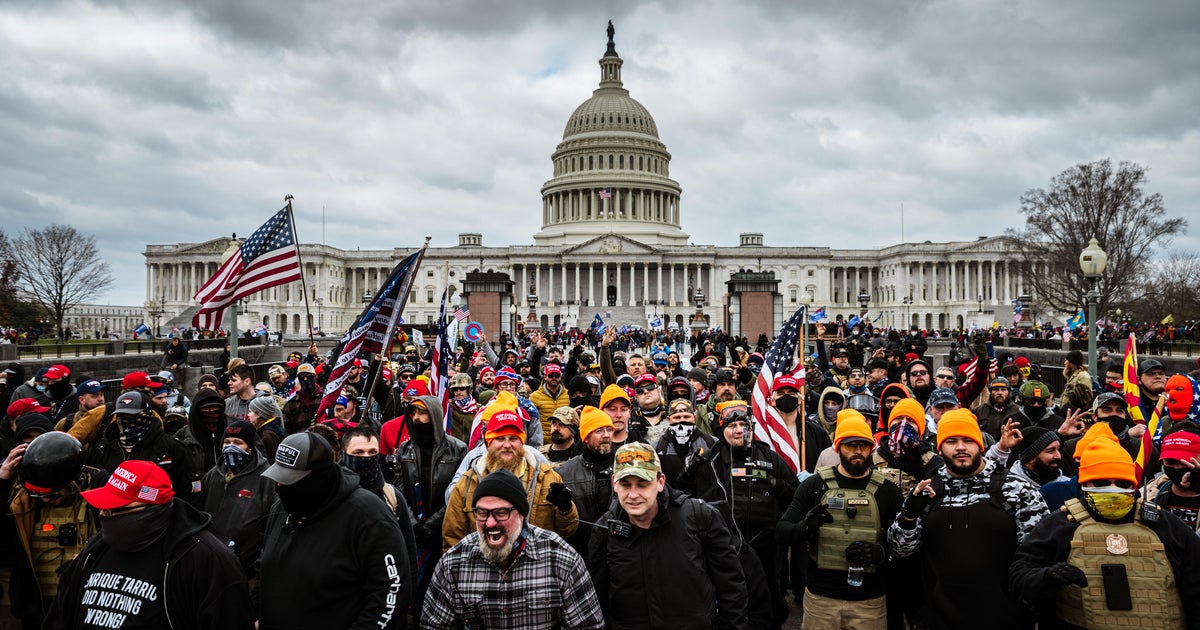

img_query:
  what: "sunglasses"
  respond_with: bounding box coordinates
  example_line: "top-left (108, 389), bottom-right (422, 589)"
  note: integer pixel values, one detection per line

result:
top-left (635, 385), bottom-right (657, 394)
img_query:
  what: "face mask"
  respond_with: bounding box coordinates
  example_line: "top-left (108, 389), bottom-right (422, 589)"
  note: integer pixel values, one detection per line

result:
top-left (667, 422), bottom-right (696, 446)
top-left (35, 384), bottom-right (46, 393)
top-left (1163, 466), bottom-right (1192, 489)
top-left (342, 453), bottom-right (384, 493)
top-left (823, 405), bottom-right (840, 422)
top-left (101, 502), bottom-right (173, 552)
top-left (888, 419), bottom-right (921, 458)
top-left (1082, 486), bottom-right (1137, 520)
top-left (774, 395), bottom-right (799, 414)
top-left (48, 381), bottom-right (73, 399)
top-left (276, 465), bottom-right (340, 518)
top-left (1023, 403), bottom-right (1047, 422)
top-left (199, 406), bottom-right (224, 432)
top-left (118, 413), bottom-right (154, 448)
top-left (222, 444), bottom-right (253, 473)
top-left (570, 394), bottom-right (596, 408)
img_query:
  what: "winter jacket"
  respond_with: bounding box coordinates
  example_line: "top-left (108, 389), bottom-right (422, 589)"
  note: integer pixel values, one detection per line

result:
top-left (177, 388), bottom-right (229, 475)
top-left (394, 396), bottom-right (467, 556)
top-left (555, 450), bottom-right (616, 553)
top-left (200, 445), bottom-right (277, 578)
top-left (678, 439), bottom-right (798, 539)
top-left (44, 500), bottom-right (254, 630)
top-left (442, 448), bottom-right (578, 551)
top-left (529, 383), bottom-right (570, 442)
top-left (588, 487), bottom-right (749, 630)
top-left (257, 468), bottom-right (412, 629)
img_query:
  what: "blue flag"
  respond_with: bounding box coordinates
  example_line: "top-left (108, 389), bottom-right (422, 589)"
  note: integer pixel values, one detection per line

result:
top-left (809, 307), bottom-right (827, 323)
top-left (590, 313), bottom-right (606, 335)
top-left (1066, 309), bottom-right (1085, 331)
top-left (133, 323), bottom-right (150, 335)
top-left (847, 314), bottom-right (861, 328)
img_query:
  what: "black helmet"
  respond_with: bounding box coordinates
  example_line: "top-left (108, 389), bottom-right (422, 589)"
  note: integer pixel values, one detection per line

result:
top-left (21, 432), bottom-right (83, 497)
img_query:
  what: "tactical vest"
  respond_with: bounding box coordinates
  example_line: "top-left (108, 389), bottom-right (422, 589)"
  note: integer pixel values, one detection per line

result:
top-left (811, 467), bottom-right (886, 573)
top-left (1055, 498), bottom-right (1184, 630)
top-left (30, 499), bottom-right (94, 598)
top-left (871, 450), bottom-right (934, 496)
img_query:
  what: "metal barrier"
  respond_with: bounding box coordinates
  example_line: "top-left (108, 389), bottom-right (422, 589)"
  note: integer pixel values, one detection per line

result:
top-left (15, 336), bottom-right (262, 359)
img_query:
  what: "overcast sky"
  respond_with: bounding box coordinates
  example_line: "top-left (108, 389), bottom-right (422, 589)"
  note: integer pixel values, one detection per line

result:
top-left (2, 0), bottom-right (1197, 306)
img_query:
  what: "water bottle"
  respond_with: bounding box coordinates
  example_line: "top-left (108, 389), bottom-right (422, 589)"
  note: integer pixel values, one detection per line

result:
top-left (846, 564), bottom-right (864, 587)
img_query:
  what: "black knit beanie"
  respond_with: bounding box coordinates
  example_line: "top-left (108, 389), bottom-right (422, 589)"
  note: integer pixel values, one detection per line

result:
top-left (1018, 426), bottom-right (1060, 464)
top-left (472, 468), bottom-right (529, 517)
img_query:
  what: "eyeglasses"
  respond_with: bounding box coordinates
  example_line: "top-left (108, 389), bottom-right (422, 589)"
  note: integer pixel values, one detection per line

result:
top-left (473, 507), bottom-right (515, 522)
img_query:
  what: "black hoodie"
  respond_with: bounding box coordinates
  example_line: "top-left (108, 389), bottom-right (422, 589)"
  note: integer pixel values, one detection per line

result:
top-left (178, 388), bottom-right (228, 473)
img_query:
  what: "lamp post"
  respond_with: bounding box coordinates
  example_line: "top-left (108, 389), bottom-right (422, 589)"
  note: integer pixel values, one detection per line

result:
top-left (315, 297), bottom-right (324, 335)
top-left (1079, 237), bottom-right (1109, 379)
top-left (857, 290), bottom-right (870, 317)
top-left (728, 303), bottom-right (738, 337)
top-left (902, 293), bottom-right (914, 328)
top-left (509, 304), bottom-right (518, 339)
top-left (977, 294), bottom-right (983, 315)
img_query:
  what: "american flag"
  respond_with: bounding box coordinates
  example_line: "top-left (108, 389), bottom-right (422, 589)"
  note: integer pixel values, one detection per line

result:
top-left (192, 207), bottom-right (302, 331)
top-left (316, 250), bottom-right (423, 419)
top-left (751, 305), bottom-right (808, 473)
top-left (430, 288), bottom-right (458, 431)
top-left (454, 304), bottom-right (470, 323)
top-left (598, 188), bottom-right (612, 199)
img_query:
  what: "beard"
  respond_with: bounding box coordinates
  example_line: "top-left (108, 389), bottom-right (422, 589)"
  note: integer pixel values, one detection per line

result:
top-left (549, 429), bottom-right (572, 445)
top-left (944, 451), bottom-right (983, 476)
top-left (910, 382), bottom-right (933, 399)
top-left (485, 448), bottom-right (524, 474)
top-left (478, 525), bottom-right (518, 565)
top-left (1028, 458), bottom-right (1060, 484)
top-left (715, 389), bottom-right (737, 402)
top-left (840, 452), bottom-right (870, 477)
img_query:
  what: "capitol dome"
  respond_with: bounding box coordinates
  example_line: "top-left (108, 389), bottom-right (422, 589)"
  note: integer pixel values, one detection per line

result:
top-left (534, 23), bottom-right (688, 247)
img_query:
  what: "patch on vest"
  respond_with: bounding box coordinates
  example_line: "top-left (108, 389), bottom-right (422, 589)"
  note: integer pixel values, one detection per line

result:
top-left (847, 498), bottom-right (869, 506)
top-left (1105, 533), bottom-right (1129, 555)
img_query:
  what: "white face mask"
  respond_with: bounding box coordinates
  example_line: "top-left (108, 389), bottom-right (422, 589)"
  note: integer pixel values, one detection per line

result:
top-left (667, 422), bottom-right (695, 445)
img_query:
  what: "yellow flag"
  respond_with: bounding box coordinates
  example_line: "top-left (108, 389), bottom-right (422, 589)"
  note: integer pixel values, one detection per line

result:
top-left (1161, 314), bottom-right (1174, 325)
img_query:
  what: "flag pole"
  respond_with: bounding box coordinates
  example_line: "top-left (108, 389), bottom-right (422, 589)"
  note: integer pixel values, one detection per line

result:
top-left (361, 236), bottom-right (431, 422)
top-left (285, 195), bottom-right (316, 348)
top-left (799, 304), bottom-right (807, 472)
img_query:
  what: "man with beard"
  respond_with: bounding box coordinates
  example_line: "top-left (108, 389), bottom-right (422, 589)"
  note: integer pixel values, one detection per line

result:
top-left (45, 460), bottom-right (254, 629)
top-left (393, 395), bottom-right (467, 612)
top-left (588, 443), bottom-right (748, 629)
top-left (1009, 435), bottom-right (1200, 629)
top-left (629, 373), bottom-right (668, 445)
top-left (972, 377), bottom-right (1021, 441)
top-left (599, 384), bottom-right (633, 448)
top-left (442, 405), bottom-right (578, 550)
top-left (259, 432), bottom-right (411, 628)
top-left (530, 363), bottom-right (570, 442)
top-left (83, 391), bottom-right (200, 508)
top-left (556, 407), bottom-right (616, 554)
top-left (473, 365), bottom-right (495, 399)
top-left (777, 415), bottom-right (903, 629)
top-left (423, 468), bottom-right (604, 629)
top-left (680, 400), bottom-right (798, 628)
top-left (1011, 426), bottom-right (1068, 488)
top-left (282, 363), bottom-right (321, 434)
top-left (889, 409), bottom-right (1050, 629)
top-left (703, 367), bottom-right (740, 424)
top-left (1136, 359), bottom-right (1169, 423)
top-left (655, 397), bottom-right (716, 484)
top-left (901, 359), bottom-right (935, 407)
top-left (539, 406), bottom-right (583, 465)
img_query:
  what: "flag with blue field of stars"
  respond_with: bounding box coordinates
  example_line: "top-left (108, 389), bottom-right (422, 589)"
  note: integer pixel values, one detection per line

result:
top-left (751, 305), bottom-right (808, 473)
top-left (192, 207), bottom-right (303, 331)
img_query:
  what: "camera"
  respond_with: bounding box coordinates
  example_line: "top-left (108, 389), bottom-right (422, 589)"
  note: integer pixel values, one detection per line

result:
top-left (57, 523), bottom-right (78, 546)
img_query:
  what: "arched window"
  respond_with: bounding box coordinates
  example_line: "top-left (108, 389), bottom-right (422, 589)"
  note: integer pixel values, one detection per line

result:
top-left (619, 155), bottom-right (624, 169)
top-left (608, 155), bottom-right (613, 168)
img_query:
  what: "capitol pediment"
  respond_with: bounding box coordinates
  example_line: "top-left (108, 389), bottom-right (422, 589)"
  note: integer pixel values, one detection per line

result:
top-left (564, 233), bottom-right (659, 256)
top-left (953, 236), bottom-right (1014, 254)
top-left (176, 237), bottom-right (239, 255)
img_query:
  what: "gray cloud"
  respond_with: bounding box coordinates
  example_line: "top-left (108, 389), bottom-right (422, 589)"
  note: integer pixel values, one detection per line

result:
top-left (0, 0), bottom-right (1196, 305)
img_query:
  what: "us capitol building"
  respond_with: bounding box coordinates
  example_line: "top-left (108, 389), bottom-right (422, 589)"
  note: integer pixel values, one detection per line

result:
top-left (143, 26), bottom-right (1045, 342)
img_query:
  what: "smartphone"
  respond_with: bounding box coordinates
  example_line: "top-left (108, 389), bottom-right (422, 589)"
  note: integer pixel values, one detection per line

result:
top-left (1101, 564), bottom-right (1133, 610)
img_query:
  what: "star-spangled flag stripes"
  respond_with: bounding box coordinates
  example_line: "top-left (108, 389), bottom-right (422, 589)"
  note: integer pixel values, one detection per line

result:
top-left (453, 305), bottom-right (470, 324)
top-left (598, 188), bottom-right (612, 199)
top-left (317, 250), bottom-right (423, 419)
top-left (192, 207), bottom-right (302, 331)
top-left (431, 289), bottom-right (458, 430)
top-left (751, 306), bottom-right (808, 473)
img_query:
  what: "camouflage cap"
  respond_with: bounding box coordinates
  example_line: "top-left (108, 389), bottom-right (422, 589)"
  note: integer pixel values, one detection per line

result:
top-left (613, 442), bottom-right (661, 482)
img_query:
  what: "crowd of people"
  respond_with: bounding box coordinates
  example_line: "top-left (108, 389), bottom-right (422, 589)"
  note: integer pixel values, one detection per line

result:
top-left (0, 319), bottom-right (1199, 629)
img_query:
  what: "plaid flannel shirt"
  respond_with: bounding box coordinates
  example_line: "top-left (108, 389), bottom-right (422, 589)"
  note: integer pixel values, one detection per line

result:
top-left (422, 525), bottom-right (604, 629)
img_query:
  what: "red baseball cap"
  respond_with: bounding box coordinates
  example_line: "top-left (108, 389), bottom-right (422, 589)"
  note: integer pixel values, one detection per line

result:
top-left (484, 409), bottom-right (525, 444)
top-left (352, 358), bottom-right (364, 368)
top-left (43, 366), bottom-right (68, 380)
top-left (1160, 432), bottom-right (1200, 463)
top-left (7, 398), bottom-right (51, 418)
top-left (633, 373), bottom-right (658, 389)
top-left (81, 460), bottom-right (175, 510)
top-left (772, 376), bottom-right (802, 393)
top-left (543, 363), bottom-right (563, 376)
top-left (121, 372), bottom-right (164, 390)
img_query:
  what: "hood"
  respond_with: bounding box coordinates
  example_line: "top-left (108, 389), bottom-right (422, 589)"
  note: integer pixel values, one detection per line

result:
top-left (877, 382), bottom-right (914, 431)
top-left (410, 395), bottom-right (447, 441)
top-left (666, 375), bottom-right (697, 408)
top-left (166, 499), bottom-right (214, 548)
top-left (188, 387), bottom-right (228, 436)
top-left (816, 386), bottom-right (846, 412)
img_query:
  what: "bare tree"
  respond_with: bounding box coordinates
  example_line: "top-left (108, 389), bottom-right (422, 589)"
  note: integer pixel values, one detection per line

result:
top-left (0, 230), bottom-right (20, 323)
top-left (1005, 159), bottom-right (1187, 317)
top-left (1134, 250), bottom-right (1200, 322)
top-left (11, 225), bottom-right (113, 339)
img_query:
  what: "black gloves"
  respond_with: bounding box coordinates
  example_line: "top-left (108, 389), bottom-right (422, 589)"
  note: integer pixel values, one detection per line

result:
top-left (845, 541), bottom-right (886, 566)
top-left (411, 520), bottom-right (431, 544)
top-left (547, 482), bottom-right (574, 512)
top-left (801, 504), bottom-right (833, 541)
top-left (1046, 562), bottom-right (1088, 588)
top-left (901, 488), bottom-right (933, 520)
